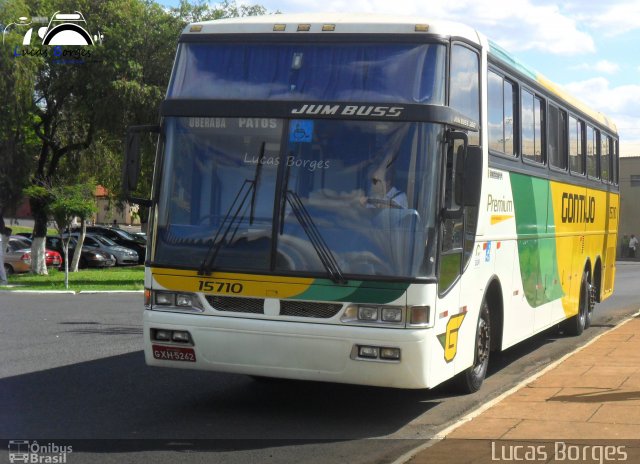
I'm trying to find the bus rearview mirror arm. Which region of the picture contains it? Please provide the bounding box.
[122,124,160,207]
[441,131,467,219]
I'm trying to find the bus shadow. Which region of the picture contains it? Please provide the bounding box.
[0,351,441,451]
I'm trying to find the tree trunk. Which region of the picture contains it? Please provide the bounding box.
[31,236,48,275]
[0,233,8,284]
[0,213,8,284]
[70,221,86,272]
[30,197,50,275]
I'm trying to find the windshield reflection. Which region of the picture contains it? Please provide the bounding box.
[155,117,442,279]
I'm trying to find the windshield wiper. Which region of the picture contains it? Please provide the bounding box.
[199,143,266,275]
[283,189,347,285]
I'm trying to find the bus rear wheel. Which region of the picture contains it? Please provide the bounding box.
[454,301,490,394]
[564,272,589,336]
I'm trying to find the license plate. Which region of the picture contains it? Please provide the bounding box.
[152,345,196,362]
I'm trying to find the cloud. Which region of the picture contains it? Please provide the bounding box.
[564,77,640,155]
[572,60,620,75]
[586,2,640,36]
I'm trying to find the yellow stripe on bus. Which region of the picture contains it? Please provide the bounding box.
[151,268,314,299]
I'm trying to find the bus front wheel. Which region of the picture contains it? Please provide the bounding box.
[454,301,490,394]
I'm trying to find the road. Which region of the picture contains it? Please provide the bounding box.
[1,263,639,464]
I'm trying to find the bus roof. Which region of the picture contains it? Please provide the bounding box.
[488,40,618,134]
[182,13,617,135]
[182,13,480,41]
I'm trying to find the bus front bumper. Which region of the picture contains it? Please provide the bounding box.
[144,310,436,389]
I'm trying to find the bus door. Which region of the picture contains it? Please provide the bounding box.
[435,134,479,379]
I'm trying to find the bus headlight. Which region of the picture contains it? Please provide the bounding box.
[341,304,404,325]
[381,307,403,322]
[358,306,379,321]
[155,292,173,305]
[149,290,204,312]
[176,294,192,307]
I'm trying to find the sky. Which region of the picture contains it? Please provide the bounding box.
[163,0,640,156]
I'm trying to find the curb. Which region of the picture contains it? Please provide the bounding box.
[392,307,640,464]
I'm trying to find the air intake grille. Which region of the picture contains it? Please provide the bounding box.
[280,301,343,318]
[205,295,264,314]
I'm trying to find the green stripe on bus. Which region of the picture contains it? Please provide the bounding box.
[296,279,409,304]
[510,173,564,307]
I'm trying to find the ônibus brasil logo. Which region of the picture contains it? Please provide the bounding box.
[7,440,73,463]
[2,11,103,63]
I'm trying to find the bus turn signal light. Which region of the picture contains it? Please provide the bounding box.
[409,306,430,326]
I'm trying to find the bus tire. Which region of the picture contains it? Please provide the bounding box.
[454,301,490,394]
[584,281,593,329]
[564,272,588,336]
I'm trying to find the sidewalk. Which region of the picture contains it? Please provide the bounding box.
[407,313,640,464]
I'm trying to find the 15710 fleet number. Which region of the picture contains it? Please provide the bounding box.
[198,280,243,294]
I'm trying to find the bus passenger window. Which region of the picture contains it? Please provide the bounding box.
[487,71,516,156]
[601,135,611,182]
[521,90,544,164]
[548,105,567,170]
[586,125,598,178]
[569,116,584,174]
[613,139,619,184]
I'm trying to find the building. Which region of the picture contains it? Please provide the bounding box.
[94,185,140,226]
[619,156,640,257]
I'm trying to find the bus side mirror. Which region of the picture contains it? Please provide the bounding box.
[123,124,159,206]
[463,146,482,207]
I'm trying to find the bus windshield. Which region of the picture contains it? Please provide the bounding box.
[168,41,446,103]
[155,117,442,279]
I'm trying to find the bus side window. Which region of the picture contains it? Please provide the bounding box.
[601,134,611,182]
[569,116,585,174]
[522,89,545,164]
[450,43,480,146]
[548,104,567,170]
[586,125,598,178]
[488,70,516,156]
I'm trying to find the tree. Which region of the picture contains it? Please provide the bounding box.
[3,0,271,274]
[49,183,96,288]
[0,0,39,222]
[22,184,54,274]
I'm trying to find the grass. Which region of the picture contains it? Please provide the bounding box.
[8,225,58,236]
[3,266,144,292]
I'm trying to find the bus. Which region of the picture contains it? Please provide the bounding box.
[123,14,619,392]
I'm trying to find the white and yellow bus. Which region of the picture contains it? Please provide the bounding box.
[123,14,619,392]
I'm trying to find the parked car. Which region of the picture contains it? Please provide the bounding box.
[4,236,62,274]
[45,236,116,269]
[71,233,138,265]
[77,226,146,264]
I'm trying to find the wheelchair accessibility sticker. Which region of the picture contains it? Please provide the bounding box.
[289,120,314,143]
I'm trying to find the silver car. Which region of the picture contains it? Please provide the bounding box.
[73,233,138,265]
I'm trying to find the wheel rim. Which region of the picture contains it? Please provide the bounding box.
[473,316,490,374]
[579,277,588,326]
